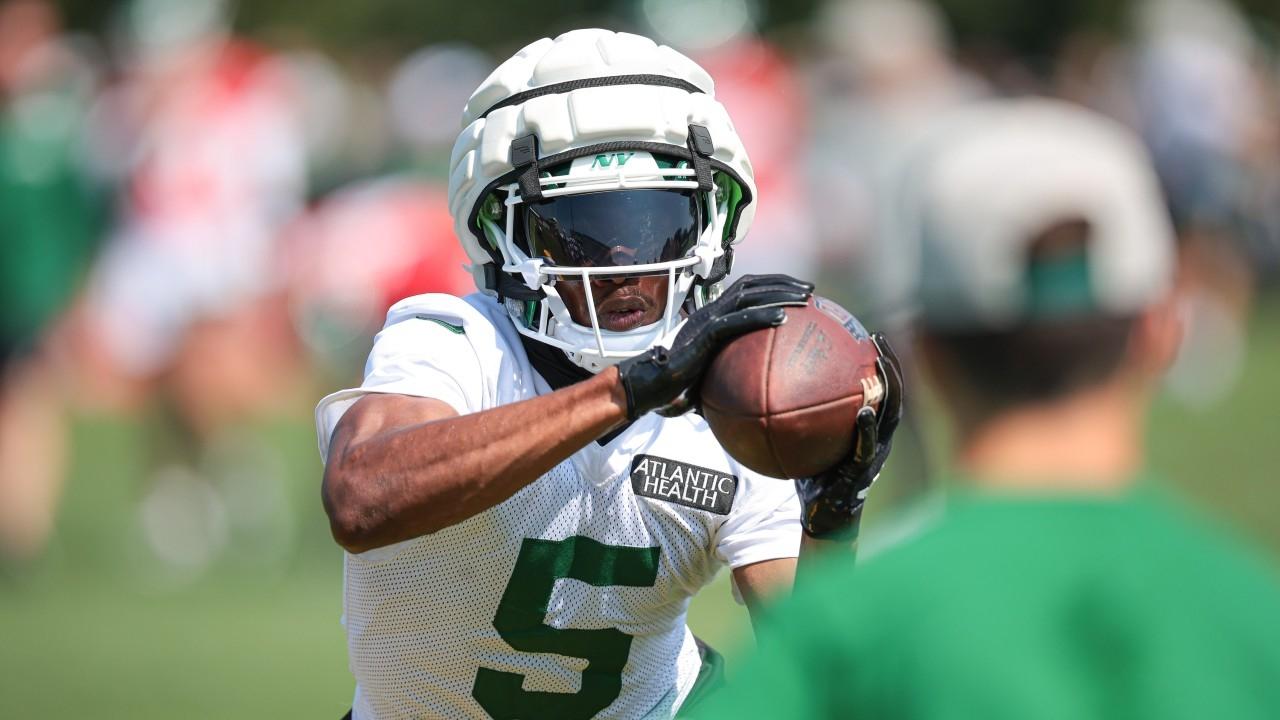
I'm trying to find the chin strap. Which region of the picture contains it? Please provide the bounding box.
[483,264,544,303]
[687,246,734,313]
[688,123,731,309]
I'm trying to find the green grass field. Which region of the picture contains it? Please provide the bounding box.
[3,296,1278,718]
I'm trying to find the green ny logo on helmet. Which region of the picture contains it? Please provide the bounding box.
[591,152,634,169]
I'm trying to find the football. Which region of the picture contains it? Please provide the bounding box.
[700,296,885,479]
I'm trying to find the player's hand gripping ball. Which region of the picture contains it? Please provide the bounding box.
[701,296,904,537]
[617,274,814,419]
[700,297,887,478]
[793,329,902,537]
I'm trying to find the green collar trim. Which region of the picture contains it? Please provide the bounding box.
[414,315,465,335]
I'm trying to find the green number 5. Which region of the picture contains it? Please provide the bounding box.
[471,535,661,719]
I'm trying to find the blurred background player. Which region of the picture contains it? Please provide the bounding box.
[70,0,308,423]
[692,98,1280,719]
[45,0,317,575]
[806,0,991,503]
[0,0,102,563]
[12,0,480,575]
[809,0,987,306]
[1127,0,1280,408]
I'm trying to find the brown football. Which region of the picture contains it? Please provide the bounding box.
[700,296,884,479]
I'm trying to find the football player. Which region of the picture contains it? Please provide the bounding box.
[316,29,901,720]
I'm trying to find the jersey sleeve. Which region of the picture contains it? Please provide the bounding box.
[713,473,802,569]
[359,314,480,413]
[314,295,490,460]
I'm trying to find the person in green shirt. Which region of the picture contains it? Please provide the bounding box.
[0,0,103,563]
[693,99,1280,719]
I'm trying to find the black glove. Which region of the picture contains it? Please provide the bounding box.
[618,274,813,419]
[794,332,904,539]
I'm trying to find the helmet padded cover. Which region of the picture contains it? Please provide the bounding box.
[446,29,757,289]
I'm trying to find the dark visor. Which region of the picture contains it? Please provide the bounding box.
[520,189,703,269]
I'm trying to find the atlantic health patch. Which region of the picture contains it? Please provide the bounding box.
[630,454,738,515]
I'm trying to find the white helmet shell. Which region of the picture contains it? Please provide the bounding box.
[446,29,757,372]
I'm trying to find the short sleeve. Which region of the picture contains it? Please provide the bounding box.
[713,474,802,569]
[360,316,481,414]
[314,305,487,460]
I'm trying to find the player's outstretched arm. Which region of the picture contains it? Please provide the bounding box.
[324,275,810,553]
[323,369,629,553]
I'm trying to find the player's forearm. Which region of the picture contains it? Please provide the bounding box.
[324,368,629,551]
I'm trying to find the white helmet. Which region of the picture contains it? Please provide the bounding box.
[447,29,757,373]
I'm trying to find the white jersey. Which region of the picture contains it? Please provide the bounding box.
[316,293,801,720]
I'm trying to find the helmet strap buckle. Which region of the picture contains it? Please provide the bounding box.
[510,134,543,202]
[687,124,714,193]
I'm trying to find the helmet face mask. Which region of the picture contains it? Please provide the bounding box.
[477,151,736,372]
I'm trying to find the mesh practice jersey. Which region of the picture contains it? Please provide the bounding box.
[316,293,802,720]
